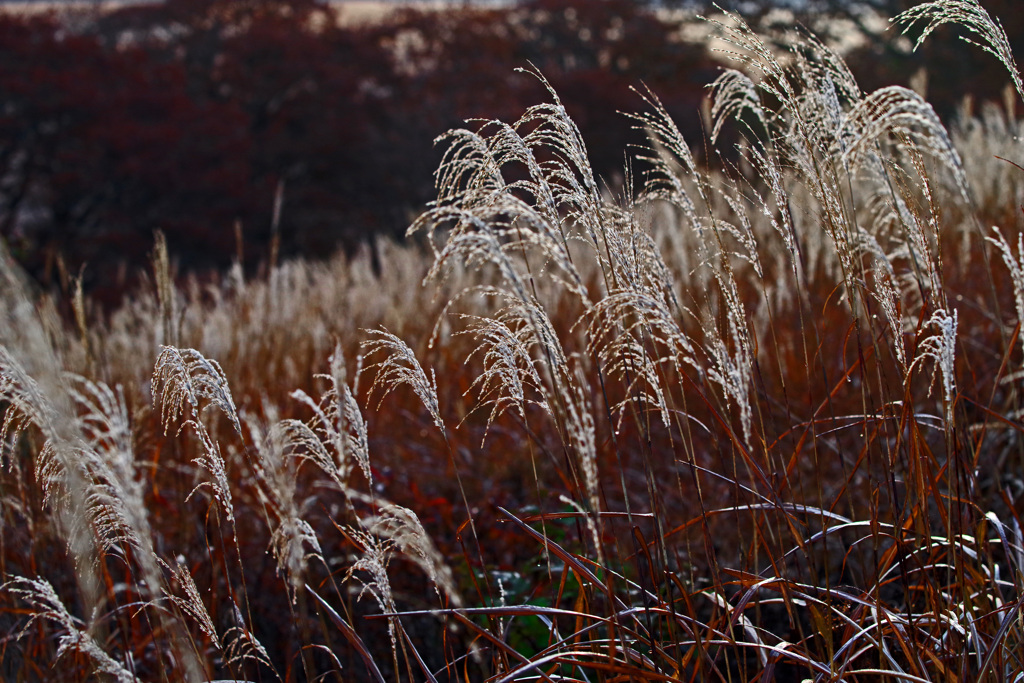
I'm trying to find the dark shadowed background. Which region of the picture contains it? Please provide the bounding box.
[0,0,1020,301]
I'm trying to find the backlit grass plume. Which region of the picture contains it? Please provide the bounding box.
[896,0,1024,102]
[3,577,136,683]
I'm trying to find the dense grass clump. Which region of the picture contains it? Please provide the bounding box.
[4,1,1024,680]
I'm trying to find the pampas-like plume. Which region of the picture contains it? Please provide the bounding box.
[461,312,551,435]
[0,349,107,628]
[838,85,970,200]
[871,254,909,373]
[244,408,324,596]
[478,67,605,265]
[2,296,210,681]
[3,576,136,683]
[259,350,372,536]
[152,346,241,523]
[708,68,767,145]
[704,10,797,115]
[44,376,211,683]
[464,293,599,517]
[896,0,1024,103]
[598,201,683,305]
[0,347,63,466]
[163,558,221,650]
[63,377,152,556]
[363,329,444,432]
[914,308,959,422]
[344,528,399,652]
[860,152,945,311]
[718,18,858,158]
[410,67,614,311]
[269,515,323,596]
[716,179,764,279]
[358,498,462,607]
[152,345,242,436]
[183,418,235,525]
[588,289,699,427]
[631,85,706,208]
[415,150,589,306]
[706,325,754,446]
[286,348,371,492]
[223,600,276,674]
[987,226,1024,332]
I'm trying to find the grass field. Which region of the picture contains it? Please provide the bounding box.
[4,1,1024,680]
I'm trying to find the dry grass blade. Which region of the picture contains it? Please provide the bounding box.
[306,586,388,683]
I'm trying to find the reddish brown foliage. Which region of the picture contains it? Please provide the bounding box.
[0,0,722,300]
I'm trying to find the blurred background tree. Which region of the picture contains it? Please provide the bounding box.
[0,0,723,299]
[0,0,1019,301]
[662,0,1024,115]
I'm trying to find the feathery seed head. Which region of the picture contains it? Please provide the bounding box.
[3,576,136,683]
[363,328,444,433]
[152,346,242,436]
[896,0,1024,104]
